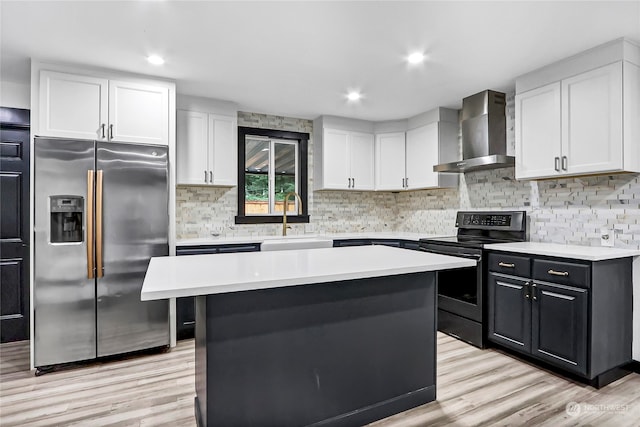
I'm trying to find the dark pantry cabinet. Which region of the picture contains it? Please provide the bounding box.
[487,251,632,387]
[0,108,30,343]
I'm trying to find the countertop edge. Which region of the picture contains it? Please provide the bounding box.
[485,242,640,261]
[176,232,448,247]
[141,247,476,300]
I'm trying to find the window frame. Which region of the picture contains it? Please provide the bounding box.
[236,126,309,224]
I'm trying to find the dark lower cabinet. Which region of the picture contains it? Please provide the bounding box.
[532,282,588,375]
[487,252,632,387]
[175,243,261,340]
[176,297,196,340]
[333,238,421,251]
[488,273,531,353]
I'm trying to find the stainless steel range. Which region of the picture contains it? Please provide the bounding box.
[419,211,527,348]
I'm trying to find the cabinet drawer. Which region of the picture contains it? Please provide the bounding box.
[488,253,530,277]
[532,259,589,288]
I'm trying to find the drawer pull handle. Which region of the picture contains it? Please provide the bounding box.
[183,321,196,326]
[498,262,515,268]
[548,269,569,277]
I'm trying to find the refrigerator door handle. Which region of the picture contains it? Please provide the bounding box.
[87,170,95,279]
[96,170,104,278]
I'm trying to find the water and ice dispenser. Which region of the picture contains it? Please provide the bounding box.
[50,196,84,243]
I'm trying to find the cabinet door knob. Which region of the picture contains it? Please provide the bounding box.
[554,157,560,172]
[109,124,114,139]
[352,177,355,188]
[101,123,106,139]
[561,156,568,171]
[405,177,408,188]
[204,170,208,183]
[210,171,213,183]
[402,178,405,188]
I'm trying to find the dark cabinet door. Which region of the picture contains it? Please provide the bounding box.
[1,109,30,343]
[176,297,196,340]
[487,273,531,353]
[531,281,588,376]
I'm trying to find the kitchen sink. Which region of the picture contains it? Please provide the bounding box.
[260,236,333,251]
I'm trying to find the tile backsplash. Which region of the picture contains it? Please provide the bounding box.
[176,110,640,250]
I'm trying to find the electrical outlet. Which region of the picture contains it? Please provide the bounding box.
[600,227,614,247]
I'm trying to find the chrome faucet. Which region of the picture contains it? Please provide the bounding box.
[282,192,303,236]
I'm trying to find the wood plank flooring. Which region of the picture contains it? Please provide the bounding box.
[1,333,639,426]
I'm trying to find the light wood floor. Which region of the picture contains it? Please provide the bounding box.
[1,334,639,426]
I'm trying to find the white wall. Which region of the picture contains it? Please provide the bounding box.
[0,80,30,109]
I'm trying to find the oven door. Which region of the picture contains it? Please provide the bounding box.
[419,243,483,322]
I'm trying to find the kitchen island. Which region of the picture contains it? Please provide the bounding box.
[142,245,475,426]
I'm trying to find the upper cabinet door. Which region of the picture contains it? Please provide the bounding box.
[108,80,169,146]
[561,62,623,175]
[405,123,439,189]
[349,132,374,190]
[176,110,209,185]
[375,132,406,191]
[209,114,237,186]
[39,71,108,140]
[322,129,350,189]
[515,82,562,180]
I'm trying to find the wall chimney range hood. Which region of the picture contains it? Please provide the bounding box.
[434,90,514,173]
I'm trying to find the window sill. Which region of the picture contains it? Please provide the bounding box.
[234,215,310,225]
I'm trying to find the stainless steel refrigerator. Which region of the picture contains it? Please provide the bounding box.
[34,137,169,369]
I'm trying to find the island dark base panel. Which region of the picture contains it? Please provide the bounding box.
[194,272,437,427]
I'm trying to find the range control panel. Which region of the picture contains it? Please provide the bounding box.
[455,211,526,231]
[462,214,511,227]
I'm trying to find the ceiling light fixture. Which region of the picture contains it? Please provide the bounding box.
[347,91,361,101]
[147,55,165,65]
[407,52,425,64]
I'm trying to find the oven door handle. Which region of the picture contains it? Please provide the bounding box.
[420,247,482,260]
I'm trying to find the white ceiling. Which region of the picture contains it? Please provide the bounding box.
[1,1,639,121]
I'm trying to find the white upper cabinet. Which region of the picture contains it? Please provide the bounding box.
[209,114,237,186]
[314,124,374,191]
[515,39,639,179]
[515,83,562,179]
[374,108,458,191]
[39,70,170,145]
[39,71,108,140]
[109,80,169,146]
[348,132,375,190]
[176,109,237,186]
[321,129,351,189]
[405,123,440,190]
[561,63,623,176]
[177,110,208,185]
[375,132,406,191]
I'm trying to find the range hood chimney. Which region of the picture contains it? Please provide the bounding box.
[434,90,514,173]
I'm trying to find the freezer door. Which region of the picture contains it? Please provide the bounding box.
[95,142,169,356]
[34,138,96,367]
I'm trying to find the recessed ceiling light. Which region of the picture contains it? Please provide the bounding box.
[407,52,425,65]
[147,55,165,65]
[347,91,361,101]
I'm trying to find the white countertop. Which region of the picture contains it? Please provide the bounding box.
[141,245,475,300]
[176,232,447,247]
[485,242,640,261]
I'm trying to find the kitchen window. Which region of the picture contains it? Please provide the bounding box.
[236,127,309,224]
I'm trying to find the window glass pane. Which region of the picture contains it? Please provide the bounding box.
[245,137,270,215]
[273,142,297,213]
